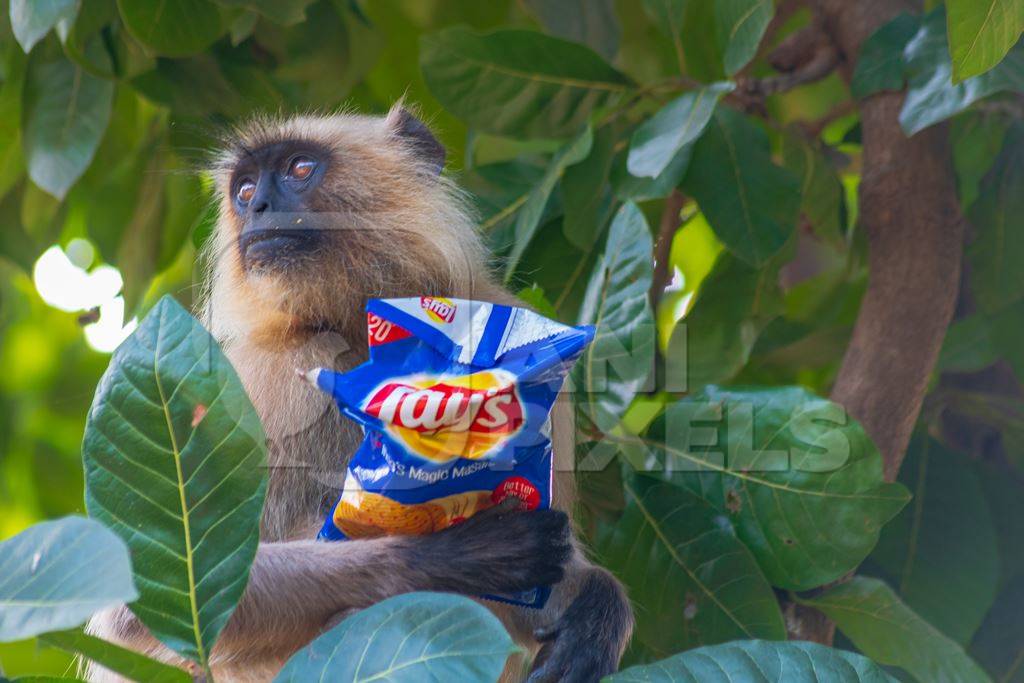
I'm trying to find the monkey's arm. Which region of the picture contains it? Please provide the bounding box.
[89,503,570,667]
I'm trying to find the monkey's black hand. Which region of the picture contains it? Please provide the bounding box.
[410,498,572,596]
[528,570,633,683]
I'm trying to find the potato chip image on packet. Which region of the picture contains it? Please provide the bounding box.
[306,297,594,608]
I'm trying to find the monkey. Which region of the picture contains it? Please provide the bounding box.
[86,103,633,682]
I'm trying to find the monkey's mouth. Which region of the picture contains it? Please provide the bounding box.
[240,229,318,267]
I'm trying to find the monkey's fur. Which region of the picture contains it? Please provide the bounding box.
[86,104,633,682]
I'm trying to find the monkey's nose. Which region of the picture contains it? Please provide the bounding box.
[252,199,270,214]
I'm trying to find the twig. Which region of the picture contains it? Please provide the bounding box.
[650,190,686,307]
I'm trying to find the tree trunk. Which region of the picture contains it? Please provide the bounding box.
[788,0,967,643]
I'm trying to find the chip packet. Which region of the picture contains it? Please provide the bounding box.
[306,296,594,608]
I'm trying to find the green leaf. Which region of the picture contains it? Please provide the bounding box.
[562,123,616,251]
[505,125,593,281]
[665,253,780,390]
[274,592,516,682]
[850,13,921,99]
[612,145,692,202]
[523,0,620,60]
[947,0,1024,82]
[516,284,558,319]
[598,476,785,656]
[0,516,137,642]
[643,0,687,40]
[682,0,727,81]
[968,122,1024,313]
[214,0,317,26]
[715,0,773,75]
[970,574,1024,682]
[865,437,998,644]
[952,110,1010,208]
[117,0,224,57]
[900,8,1024,135]
[627,82,733,179]
[117,150,169,314]
[39,629,189,683]
[800,577,991,683]
[631,386,909,590]
[21,51,113,200]
[781,131,844,245]
[575,202,655,433]
[936,299,1024,380]
[420,26,631,139]
[682,108,800,266]
[8,0,78,53]
[83,295,267,667]
[606,639,897,682]
[467,158,550,252]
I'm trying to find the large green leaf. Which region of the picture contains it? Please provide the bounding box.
[968,122,1024,313]
[938,306,1024,374]
[865,437,997,644]
[0,517,137,642]
[83,295,267,667]
[715,0,773,75]
[628,386,909,590]
[682,109,800,266]
[504,125,593,280]
[970,574,1024,682]
[420,26,631,138]
[612,144,692,202]
[900,9,1024,135]
[627,82,733,179]
[574,202,655,433]
[8,0,78,53]
[850,13,921,99]
[21,51,113,200]
[665,253,781,391]
[117,0,224,57]
[598,476,785,657]
[465,158,551,253]
[523,0,620,60]
[780,131,844,246]
[952,110,1011,208]
[607,639,896,682]
[274,592,516,682]
[562,123,616,251]
[643,0,686,42]
[801,577,991,683]
[947,0,1024,82]
[40,629,189,683]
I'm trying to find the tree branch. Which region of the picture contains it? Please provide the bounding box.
[650,190,686,307]
[778,0,966,646]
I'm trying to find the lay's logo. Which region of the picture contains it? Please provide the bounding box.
[421,296,456,323]
[364,369,523,462]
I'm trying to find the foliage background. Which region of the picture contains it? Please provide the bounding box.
[0,0,1022,679]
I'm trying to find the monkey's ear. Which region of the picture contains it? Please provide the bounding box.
[386,106,446,175]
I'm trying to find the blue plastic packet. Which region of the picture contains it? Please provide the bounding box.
[305,297,594,608]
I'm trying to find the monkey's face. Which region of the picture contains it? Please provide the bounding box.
[230,140,332,272]
[208,108,485,339]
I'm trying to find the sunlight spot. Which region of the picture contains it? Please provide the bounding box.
[33,244,138,353]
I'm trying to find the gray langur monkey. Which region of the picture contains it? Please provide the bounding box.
[87,104,633,683]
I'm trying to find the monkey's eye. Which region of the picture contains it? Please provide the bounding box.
[236,179,256,204]
[287,156,316,181]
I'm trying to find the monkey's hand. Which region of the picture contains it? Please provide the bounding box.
[411,498,572,597]
[528,569,633,683]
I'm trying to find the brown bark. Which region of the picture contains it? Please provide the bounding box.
[650,190,686,307]
[782,0,967,644]
[817,0,964,480]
